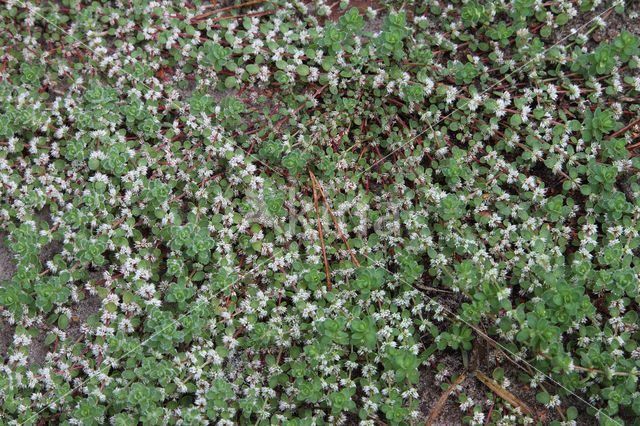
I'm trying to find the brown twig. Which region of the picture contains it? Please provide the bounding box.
[627,140,640,150]
[311,171,331,291]
[192,0,265,20]
[612,117,640,142]
[414,282,453,294]
[309,171,361,267]
[425,372,467,426]
[191,9,272,24]
[111,215,127,230]
[476,370,538,422]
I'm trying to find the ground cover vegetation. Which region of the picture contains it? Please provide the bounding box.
[0,0,640,424]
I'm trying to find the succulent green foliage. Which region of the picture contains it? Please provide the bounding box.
[455,62,479,85]
[582,107,621,142]
[613,30,640,62]
[486,21,513,46]
[378,12,409,59]
[352,266,385,298]
[72,396,106,426]
[281,149,308,175]
[384,347,421,384]
[588,43,617,75]
[350,315,378,349]
[339,7,365,32]
[34,275,71,312]
[318,316,349,346]
[199,41,233,71]
[461,1,487,27]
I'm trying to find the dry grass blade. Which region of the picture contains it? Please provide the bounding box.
[476,370,538,422]
[613,117,640,143]
[310,171,331,291]
[424,372,467,426]
[193,0,265,19]
[414,282,453,294]
[308,171,361,267]
[191,9,272,24]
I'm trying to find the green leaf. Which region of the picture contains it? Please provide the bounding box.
[536,391,550,405]
[296,64,309,76]
[58,314,69,329]
[225,76,236,88]
[123,291,135,304]
[322,57,335,72]
[555,13,569,26]
[44,333,57,345]
[492,367,504,381]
